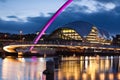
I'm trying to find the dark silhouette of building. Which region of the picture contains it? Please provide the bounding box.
[112,34,120,46]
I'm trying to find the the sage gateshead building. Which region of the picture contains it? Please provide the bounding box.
[45,21,111,45]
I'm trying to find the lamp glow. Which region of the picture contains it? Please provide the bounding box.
[30,0,73,51]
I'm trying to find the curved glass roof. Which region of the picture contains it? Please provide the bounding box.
[52,21,111,39]
[60,21,94,37]
[98,28,110,39]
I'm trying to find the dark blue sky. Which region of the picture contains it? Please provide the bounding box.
[0,0,120,35]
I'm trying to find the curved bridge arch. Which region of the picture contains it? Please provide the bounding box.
[30,0,73,51]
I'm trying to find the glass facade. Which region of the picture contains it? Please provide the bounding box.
[47,21,111,45]
[86,27,101,43]
[49,28,82,41]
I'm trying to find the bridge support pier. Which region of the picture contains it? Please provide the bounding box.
[43,56,61,80]
[18,52,23,58]
[43,59,54,80]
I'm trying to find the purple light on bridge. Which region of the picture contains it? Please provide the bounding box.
[30,0,73,51]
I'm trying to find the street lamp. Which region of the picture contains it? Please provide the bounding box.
[19,30,23,43]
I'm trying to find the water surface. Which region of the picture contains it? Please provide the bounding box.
[0,56,120,80]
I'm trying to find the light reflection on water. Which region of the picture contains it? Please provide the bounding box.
[0,57,46,80]
[0,56,119,80]
[56,56,120,80]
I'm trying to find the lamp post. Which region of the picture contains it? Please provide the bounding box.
[19,30,22,43]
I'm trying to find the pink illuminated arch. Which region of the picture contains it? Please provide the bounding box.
[30,0,73,51]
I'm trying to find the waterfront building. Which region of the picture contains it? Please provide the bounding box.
[45,21,111,45]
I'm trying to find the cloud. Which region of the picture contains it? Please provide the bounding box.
[72,0,116,13]
[0,18,44,34]
[102,3,116,11]
[0,0,120,35]
[7,16,18,18]
[0,8,120,35]
[1,16,26,22]
[29,10,120,34]
[3,15,24,22]
[95,0,120,3]
[27,16,49,24]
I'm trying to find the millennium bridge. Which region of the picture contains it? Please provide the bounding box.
[3,42,120,56]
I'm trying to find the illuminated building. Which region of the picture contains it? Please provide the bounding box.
[46,21,111,45]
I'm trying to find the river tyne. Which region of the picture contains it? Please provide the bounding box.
[0,55,120,80]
